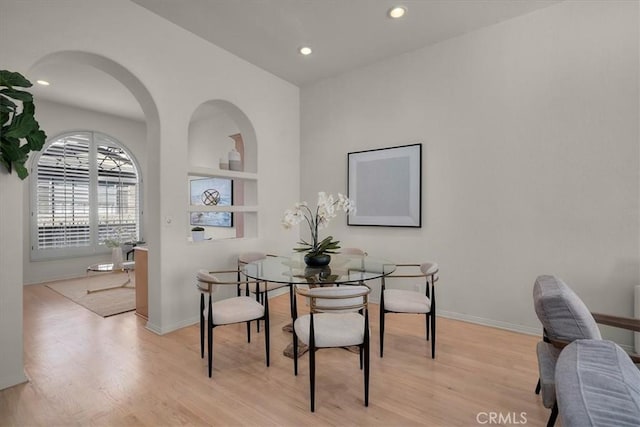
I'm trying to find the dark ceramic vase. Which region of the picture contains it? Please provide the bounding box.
[304,253,331,267]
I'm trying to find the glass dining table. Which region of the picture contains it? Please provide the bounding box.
[242,253,396,358]
[242,253,396,287]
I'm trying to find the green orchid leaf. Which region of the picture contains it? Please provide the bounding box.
[0,70,32,88]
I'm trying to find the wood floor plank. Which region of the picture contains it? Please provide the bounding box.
[0,284,550,426]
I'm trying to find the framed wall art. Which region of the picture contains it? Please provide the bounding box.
[189,177,233,227]
[347,143,422,227]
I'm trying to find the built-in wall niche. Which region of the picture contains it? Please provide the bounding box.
[188,100,258,241]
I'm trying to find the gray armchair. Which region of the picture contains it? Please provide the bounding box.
[532,275,640,427]
[555,339,640,427]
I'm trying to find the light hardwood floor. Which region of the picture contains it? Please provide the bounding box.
[1,285,550,426]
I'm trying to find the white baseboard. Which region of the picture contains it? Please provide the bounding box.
[145,316,199,335]
[438,310,541,337]
[0,371,28,391]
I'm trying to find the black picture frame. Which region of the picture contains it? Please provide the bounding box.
[189,177,234,227]
[347,143,422,227]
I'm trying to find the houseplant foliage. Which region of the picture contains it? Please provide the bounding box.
[282,192,355,266]
[0,70,47,179]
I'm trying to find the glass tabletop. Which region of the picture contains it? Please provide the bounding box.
[242,253,396,285]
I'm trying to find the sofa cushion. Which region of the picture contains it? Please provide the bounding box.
[556,339,640,427]
[533,275,601,342]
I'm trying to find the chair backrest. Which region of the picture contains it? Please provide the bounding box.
[196,269,219,294]
[533,275,601,342]
[421,262,439,283]
[297,285,370,313]
[341,247,367,256]
[238,252,267,265]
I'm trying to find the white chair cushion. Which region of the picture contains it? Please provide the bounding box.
[212,296,264,325]
[384,289,431,313]
[294,312,365,348]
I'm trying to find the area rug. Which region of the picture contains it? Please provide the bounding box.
[45,272,136,317]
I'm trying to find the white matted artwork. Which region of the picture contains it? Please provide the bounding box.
[347,143,421,227]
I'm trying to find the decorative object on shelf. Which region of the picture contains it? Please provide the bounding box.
[202,189,220,206]
[191,226,205,242]
[282,191,356,267]
[228,147,241,171]
[219,158,228,170]
[0,70,47,179]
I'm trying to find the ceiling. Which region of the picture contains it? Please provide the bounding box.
[30,0,560,121]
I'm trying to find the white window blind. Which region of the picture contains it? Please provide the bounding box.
[32,131,141,259]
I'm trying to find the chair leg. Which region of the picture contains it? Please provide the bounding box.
[426,314,430,341]
[359,345,363,370]
[289,285,294,318]
[200,293,204,358]
[264,290,270,367]
[430,311,436,359]
[364,310,370,407]
[208,295,213,378]
[256,289,261,333]
[246,321,251,343]
[547,402,558,427]
[535,378,541,395]
[379,309,385,358]
[309,314,316,412]
[293,330,299,376]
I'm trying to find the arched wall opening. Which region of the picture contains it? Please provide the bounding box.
[188,100,259,240]
[28,51,162,326]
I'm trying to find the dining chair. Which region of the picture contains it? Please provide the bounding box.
[341,247,367,256]
[292,284,371,412]
[379,262,439,359]
[237,252,294,330]
[196,269,270,378]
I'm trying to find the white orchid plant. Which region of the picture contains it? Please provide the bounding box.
[282,192,355,257]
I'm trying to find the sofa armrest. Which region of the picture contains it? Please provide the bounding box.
[591,312,640,332]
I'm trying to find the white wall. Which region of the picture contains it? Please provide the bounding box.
[22,99,147,284]
[301,0,639,343]
[1,0,300,389]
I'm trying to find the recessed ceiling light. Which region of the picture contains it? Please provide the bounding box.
[388,6,406,19]
[36,80,50,86]
[299,46,312,56]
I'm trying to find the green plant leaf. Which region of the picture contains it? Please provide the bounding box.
[0,95,17,112]
[0,70,32,88]
[4,112,37,139]
[14,161,28,179]
[0,111,9,127]
[25,128,46,151]
[0,71,45,180]
[0,88,33,103]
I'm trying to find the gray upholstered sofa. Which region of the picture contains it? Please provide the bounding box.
[532,275,640,426]
[555,339,640,427]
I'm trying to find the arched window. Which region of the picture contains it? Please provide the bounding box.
[31,131,141,260]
